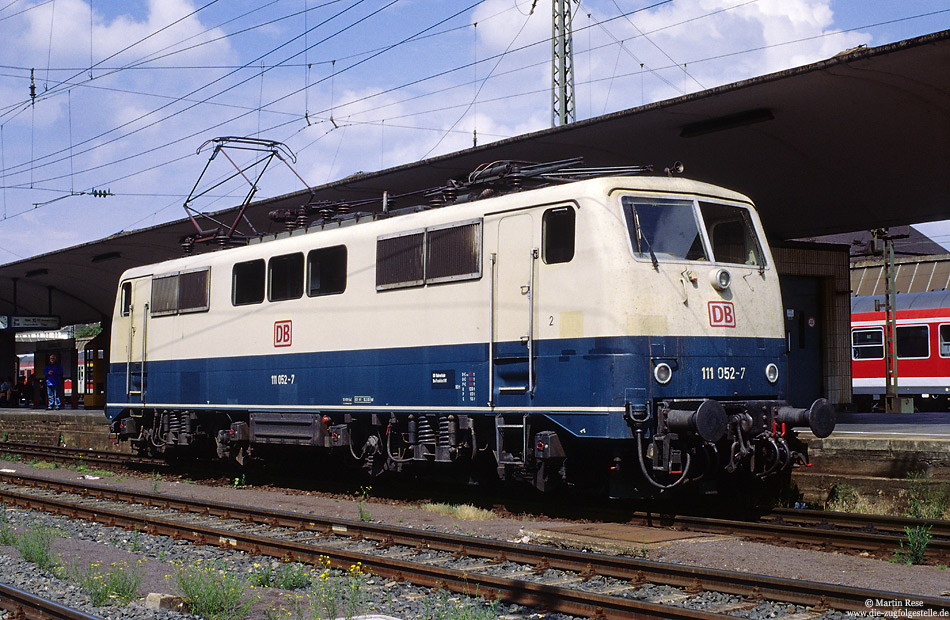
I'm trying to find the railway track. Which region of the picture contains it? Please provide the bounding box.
[0,583,104,620]
[1,440,947,562]
[622,507,950,561]
[0,441,162,468]
[0,470,947,619]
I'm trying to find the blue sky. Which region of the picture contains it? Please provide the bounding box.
[0,0,947,262]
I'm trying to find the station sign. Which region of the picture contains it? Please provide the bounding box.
[0,315,61,330]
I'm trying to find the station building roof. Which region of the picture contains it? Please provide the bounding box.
[1,30,948,326]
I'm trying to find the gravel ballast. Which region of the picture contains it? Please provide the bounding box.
[0,460,948,619]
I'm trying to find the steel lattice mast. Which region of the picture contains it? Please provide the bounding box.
[552,0,576,127]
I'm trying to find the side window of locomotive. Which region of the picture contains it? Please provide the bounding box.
[377,231,425,290]
[621,197,706,261]
[896,325,929,359]
[377,220,483,291]
[151,274,179,317]
[307,245,347,297]
[542,207,575,264]
[699,201,764,266]
[940,324,950,357]
[426,219,481,284]
[851,328,884,360]
[269,253,304,301]
[150,268,211,317]
[120,282,132,317]
[232,259,265,306]
[178,269,210,314]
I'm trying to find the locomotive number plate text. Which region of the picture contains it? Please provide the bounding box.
[701,366,745,380]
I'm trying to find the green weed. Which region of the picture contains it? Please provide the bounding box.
[73,559,143,606]
[251,561,311,590]
[357,485,372,522]
[15,524,59,573]
[170,559,253,620]
[894,525,933,565]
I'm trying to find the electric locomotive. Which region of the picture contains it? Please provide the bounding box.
[107,161,834,497]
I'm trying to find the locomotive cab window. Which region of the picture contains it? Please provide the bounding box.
[269,253,304,301]
[232,259,265,306]
[896,325,929,359]
[852,328,884,360]
[621,197,707,262]
[699,201,764,266]
[542,207,575,264]
[941,324,950,358]
[307,245,347,296]
[119,282,132,317]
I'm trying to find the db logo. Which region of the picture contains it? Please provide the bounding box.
[274,320,292,347]
[708,301,736,328]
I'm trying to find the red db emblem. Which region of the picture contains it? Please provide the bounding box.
[274,320,292,347]
[708,302,735,328]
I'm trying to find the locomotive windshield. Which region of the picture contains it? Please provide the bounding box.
[621,196,764,266]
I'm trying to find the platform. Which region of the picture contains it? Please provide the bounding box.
[789,411,950,508]
[0,407,111,450]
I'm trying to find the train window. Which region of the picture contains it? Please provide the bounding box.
[621,197,706,261]
[851,328,884,360]
[150,268,211,316]
[178,269,210,313]
[896,325,929,359]
[307,245,347,296]
[232,259,265,305]
[151,274,179,317]
[426,220,482,283]
[377,230,425,290]
[940,325,950,357]
[269,253,304,301]
[120,282,132,317]
[699,202,764,266]
[542,207,575,264]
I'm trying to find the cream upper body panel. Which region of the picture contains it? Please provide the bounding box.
[110,176,782,363]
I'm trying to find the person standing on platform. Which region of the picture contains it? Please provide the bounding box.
[44,354,64,410]
[0,377,12,406]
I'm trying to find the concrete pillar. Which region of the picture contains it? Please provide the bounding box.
[0,331,15,382]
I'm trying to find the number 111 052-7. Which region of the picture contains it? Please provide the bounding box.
[701,366,745,380]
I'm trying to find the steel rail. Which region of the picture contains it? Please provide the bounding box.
[767,506,950,539]
[1,472,947,615]
[0,440,946,562]
[619,511,949,561]
[0,442,162,467]
[0,485,730,620]
[0,582,104,620]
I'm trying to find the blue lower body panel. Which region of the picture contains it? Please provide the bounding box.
[107,335,786,438]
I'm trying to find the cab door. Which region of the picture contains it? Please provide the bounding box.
[125,277,151,402]
[492,213,538,401]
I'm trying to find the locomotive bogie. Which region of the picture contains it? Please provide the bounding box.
[107,174,833,496]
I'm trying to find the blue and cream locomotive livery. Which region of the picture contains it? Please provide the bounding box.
[107,162,834,497]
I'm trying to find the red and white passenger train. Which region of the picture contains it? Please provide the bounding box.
[851,290,950,410]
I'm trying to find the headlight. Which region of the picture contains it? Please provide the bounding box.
[709,268,731,290]
[654,362,673,384]
[765,363,779,384]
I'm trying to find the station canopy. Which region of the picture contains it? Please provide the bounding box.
[1,30,948,326]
